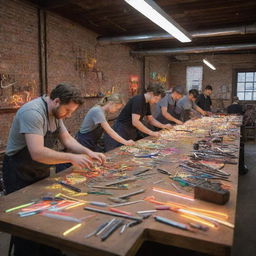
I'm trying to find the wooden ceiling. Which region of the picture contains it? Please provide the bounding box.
[24,0,256,52]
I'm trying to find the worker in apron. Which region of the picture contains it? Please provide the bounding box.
[104,83,172,152]
[176,89,207,122]
[155,86,185,125]
[2,83,105,256]
[76,93,135,152]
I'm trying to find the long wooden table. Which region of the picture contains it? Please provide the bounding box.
[0,116,240,256]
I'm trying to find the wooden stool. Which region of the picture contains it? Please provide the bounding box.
[243,126,256,142]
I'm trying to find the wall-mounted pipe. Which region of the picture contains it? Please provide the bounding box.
[130,43,256,56]
[97,24,256,45]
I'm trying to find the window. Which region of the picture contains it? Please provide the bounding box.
[186,66,203,92]
[236,71,256,101]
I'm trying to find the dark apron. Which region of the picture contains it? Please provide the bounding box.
[3,97,60,194]
[157,100,179,124]
[76,125,103,152]
[104,120,137,152]
[3,98,63,256]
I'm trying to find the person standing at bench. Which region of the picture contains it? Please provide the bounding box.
[2,83,105,256]
[154,86,185,125]
[104,83,172,151]
[196,85,213,112]
[176,89,207,122]
[76,93,135,151]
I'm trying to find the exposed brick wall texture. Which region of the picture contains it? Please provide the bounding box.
[1,0,168,148]
[169,54,256,110]
[45,13,143,135]
[145,56,171,89]
[0,0,40,148]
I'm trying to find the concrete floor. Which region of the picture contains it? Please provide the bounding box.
[0,142,256,256]
[232,142,256,256]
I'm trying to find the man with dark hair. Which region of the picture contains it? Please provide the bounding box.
[3,83,105,256]
[176,89,207,122]
[104,83,172,151]
[196,85,213,112]
[154,86,185,125]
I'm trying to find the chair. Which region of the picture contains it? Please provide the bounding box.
[243,125,256,142]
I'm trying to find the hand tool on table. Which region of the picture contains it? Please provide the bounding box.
[189,222,209,231]
[120,223,128,234]
[110,200,143,208]
[134,152,159,158]
[58,181,81,192]
[91,185,128,190]
[109,208,132,216]
[87,191,113,195]
[104,177,137,187]
[127,220,142,227]
[118,189,145,199]
[108,197,127,204]
[84,220,110,238]
[89,201,108,207]
[157,168,172,176]
[133,168,151,176]
[96,218,116,236]
[100,219,124,241]
[108,189,145,204]
[84,207,143,221]
[154,216,195,232]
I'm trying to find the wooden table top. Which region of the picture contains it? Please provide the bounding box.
[0,116,240,256]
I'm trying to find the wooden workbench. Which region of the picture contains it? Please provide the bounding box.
[0,117,240,256]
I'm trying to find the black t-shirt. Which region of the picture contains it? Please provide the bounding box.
[196,93,212,111]
[117,94,151,128]
[227,104,243,115]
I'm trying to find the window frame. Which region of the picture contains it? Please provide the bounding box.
[233,68,256,103]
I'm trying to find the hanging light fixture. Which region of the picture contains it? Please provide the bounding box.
[124,0,192,43]
[203,59,216,70]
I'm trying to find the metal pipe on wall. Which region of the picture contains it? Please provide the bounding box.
[97,24,256,45]
[38,9,48,95]
[130,43,256,56]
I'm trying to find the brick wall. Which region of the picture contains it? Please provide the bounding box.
[0,0,170,148]
[0,0,40,148]
[169,54,256,110]
[145,56,171,89]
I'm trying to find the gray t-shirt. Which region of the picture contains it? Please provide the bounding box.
[79,105,107,134]
[154,93,175,118]
[6,97,65,156]
[176,96,197,112]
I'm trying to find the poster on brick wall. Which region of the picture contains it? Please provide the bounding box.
[186,66,203,92]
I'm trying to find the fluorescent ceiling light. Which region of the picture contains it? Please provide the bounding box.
[203,59,216,70]
[124,0,192,43]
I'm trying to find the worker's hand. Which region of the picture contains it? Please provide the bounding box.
[202,111,207,116]
[150,131,161,137]
[125,140,136,146]
[175,119,184,125]
[70,154,93,169]
[88,151,106,165]
[163,124,172,129]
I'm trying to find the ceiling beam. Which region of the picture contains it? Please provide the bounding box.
[38,0,71,9]
[130,43,256,56]
[97,24,256,45]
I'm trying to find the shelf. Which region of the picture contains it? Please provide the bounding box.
[0,107,19,114]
